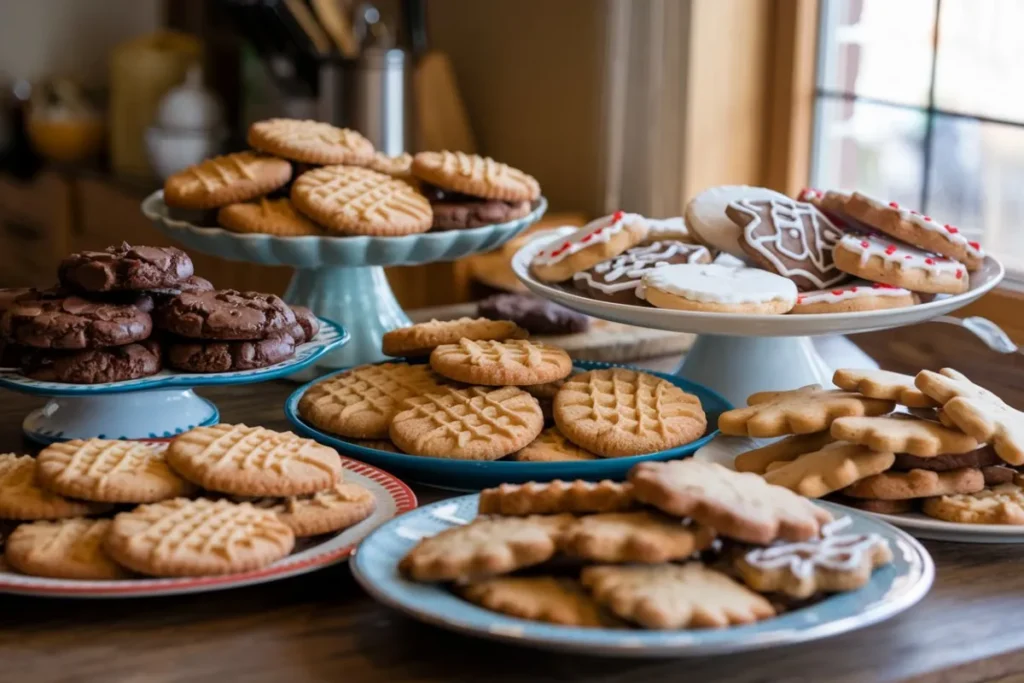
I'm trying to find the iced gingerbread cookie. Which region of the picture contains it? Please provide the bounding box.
[792,281,918,314]
[832,233,968,295]
[641,263,798,315]
[530,211,649,283]
[686,186,790,258]
[572,240,711,304]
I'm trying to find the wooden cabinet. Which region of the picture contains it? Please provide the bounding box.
[0,171,71,287]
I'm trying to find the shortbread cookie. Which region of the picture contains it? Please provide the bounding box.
[411,151,540,202]
[390,386,543,460]
[5,518,128,580]
[763,442,895,499]
[0,454,112,520]
[832,233,968,295]
[510,427,599,462]
[398,514,571,582]
[641,263,798,314]
[167,424,342,496]
[36,439,195,503]
[381,317,527,357]
[298,362,448,439]
[843,467,984,500]
[163,152,292,210]
[792,281,918,314]
[429,339,572,386]
[554,368,707,457]
[530,212,649,283]
[833,368,936,408]
[630,460,832,544]
[831,415,979,456]
[719,385,894,438]
[685,185,790,258]
[734,431,836,474]
[572,241,711,304]
[922,483,1024,525]
[892,445,1000,472]
[59,244,194,293]
[726,197,847,290]
[367,151,413,179]
[105,498,295,577]
[156,289,296,340]
[217,198,323,236]
[459,577,608,627]
[829,495,916,515]
[558,511,714,563]
[736,530,892,599]
[243,482,376,537]
[639,216,696,245]
[247,118,374,165]
[581,563,776,629]
[291,165,432,236]
[478,480,636,516]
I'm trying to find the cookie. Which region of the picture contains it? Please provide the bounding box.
[792,281,918,314]
[167,423,342,496]
[175,275,216,294]
[242,481,376,537]
[367,151,413,179]
[726,197,847,290]
[828,494,916,515]
[156,289,295,340]
[166,335,295,372]
[20,340,162,384]
[982,465,1016,486]
[832,368,936,408]
[459,577,608,627]
[36,439,195,503]
[641,263,798,314]
[398,514,572,582]
[431,199,533,230]
[734,431,836,474]
[477,480,636,516]
[843,467,985,500]
[291,165,432,236]
[3,295,152,349]
[298,362,448,439]
[247,118,375,165]
[530,212,649,283]
[736,529,892,599]
[832,233,968,295]
[163,152,292,210]
[830,415,979,456]
[572,241,712,304]
[0,454,112,520]
[0,287,33,313]
[105,498,295,577]
[389,386,544,460]
[554,368,707,457]
[5,518,128,580]
[719,385,894,438]
[581,563,776,630]
[639,216,696,245]
[411,151,540,202]
[381,317,527,358]
[217,198,324,237]
[629,459,833,544]
[477,294,589,335]
[429,338,572,386]
[685,185,791,258]
[921,483,1024,525]
[558,511,714,563]
[288,305,321,343]
[510,427,599,462]
[59,244,194,293]
[763,442,896,499]
[348,439,403,453]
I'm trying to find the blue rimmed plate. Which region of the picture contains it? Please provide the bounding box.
[285,360,732,490]
[351,496,934,657]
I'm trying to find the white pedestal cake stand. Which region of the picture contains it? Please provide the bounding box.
[511,238,1006,406]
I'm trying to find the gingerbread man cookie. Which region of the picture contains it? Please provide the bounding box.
[832,233,968,295]
[530,211,649,283]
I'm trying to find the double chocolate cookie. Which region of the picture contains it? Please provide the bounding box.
[573,240,712,304]
[20,340,162,384]
[477,294,589,335]
[2,295,152,349]
[166,335,296,373]
[288,305,321,344]
[421,183,532,230]
[156,290,296,340]
[59,243,194,293]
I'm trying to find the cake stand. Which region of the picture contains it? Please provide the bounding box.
[143,192,547,377]
[511,238,1006,406]
[0,318,348,444]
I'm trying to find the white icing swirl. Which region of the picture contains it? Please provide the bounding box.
[796,280,913,305]
[743,531,888,580]
[532,211,645,266]
[573,241,709,294]
[641,263,798,305]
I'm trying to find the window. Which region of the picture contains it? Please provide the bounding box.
[810,0,1024,277]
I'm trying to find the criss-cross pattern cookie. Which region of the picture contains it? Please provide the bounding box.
[459,577,609,627]
[581,563,775,630]
[430,339,572,386]
[510,427,599,462]
[478,480,636,516]
[629,460,832,544]
[832,369,936,408]
[843,467,984,500]
[0,454,112,520]
[719,385,895,438]
[241,482,376,537]
[763,442,895,499]
[412,151,540,202]
[382,317,527,358]
[922,483,1024,525]
[399,514,572,582]
[830,415,979,457]
[558,511,714,564]
[734,431,836,474]
[5,518,128,580]
[104,498,295,577]
[167,424,342,497]
[163,152,292,210]
[554,369,707,457]
[248,118,375,165]
[217,198,323,236]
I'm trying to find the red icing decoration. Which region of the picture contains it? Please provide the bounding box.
[910,210,919,215]
[925,258,936,265]
[969,241,981,250]
[831,290,843,296]
[581,234,593,243]
[924,216,932,221]
[904,255,912,259]
[889,202,900,209]
[612,210,624,223]
[860,240,870,248]
[851,287,859,292]
[945,224,958,234]
[956,270,963,279]
[873,283,896,289]
[885,245,897,255]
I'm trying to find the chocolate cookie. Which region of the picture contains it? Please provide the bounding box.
[892,445,1001,472]
[2,296,153,349]
[288,306,321,343]
[0,287,33,313]
[59,243,194,293]
[431,201,533,230]
[156,290,296,340]
[20,340,162,384]
[166,335,295,373]
[572,241,712,304]
[477,293,589,335]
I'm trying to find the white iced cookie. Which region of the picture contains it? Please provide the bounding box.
[641,263,798,314]
[832,233,968,295]
[685,186,790,258]
[791,280,918,314]
[530,211,649,283]
[640,217,695,245]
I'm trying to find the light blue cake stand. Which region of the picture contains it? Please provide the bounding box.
[143,192,547,380]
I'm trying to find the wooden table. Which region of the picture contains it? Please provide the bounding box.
[3,323,1024,683]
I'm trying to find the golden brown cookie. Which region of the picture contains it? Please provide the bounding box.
[217,198,324,236]
[719,385,895,438]
[411,151,540,202]
[0,454,112,520]
[241,481,376,537]
[843,467,985,500]
[367,151,414,179]
[734,431,836,474]
[558,511,714,563]
[832,368,936,408]
[530,212,650,283]
[459,577,609,627]
[832,233,969,295]
[763,442,895,499]
[247,118,374,165]
[163,152,292,210]
[922,483,1024,525]
[509,427,599,462]
[830,415,979,457]
[348,439,404,453]
[5,518,128,580]
[381,317,527,358]
[429,339,572,386]
[478,480,636,516]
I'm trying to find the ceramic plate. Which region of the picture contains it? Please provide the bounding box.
[284,360,732,490]
[351,495,933,656]
[0,457,416,598]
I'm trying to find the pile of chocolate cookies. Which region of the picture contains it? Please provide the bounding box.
[0,243,319,384]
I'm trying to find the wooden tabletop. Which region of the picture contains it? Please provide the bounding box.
[3,322,1024,683]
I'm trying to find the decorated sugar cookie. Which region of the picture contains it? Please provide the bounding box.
[791,280,918,314]
[832,233,968,295]
[639,217,696,245]
[641,263,798,315]
[573,240,711,304]
[685,185,790,259]
[530,211,648,283]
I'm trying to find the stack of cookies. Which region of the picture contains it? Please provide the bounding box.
[728,367,1024,525]
[0,424,375,579]
[400,462,892,629]
[162,118,541,237]
[298,317,708,461]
